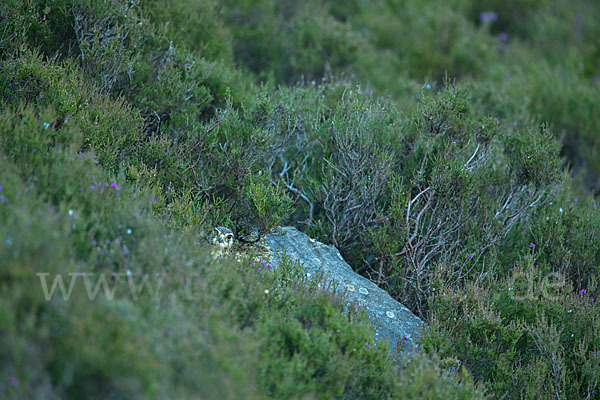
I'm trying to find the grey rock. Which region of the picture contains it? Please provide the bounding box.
[266,226,423,357]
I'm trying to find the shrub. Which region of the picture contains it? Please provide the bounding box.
[3,0,600,397]
[421,252,600,399]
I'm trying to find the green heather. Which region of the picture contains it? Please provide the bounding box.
[1,0,599,398]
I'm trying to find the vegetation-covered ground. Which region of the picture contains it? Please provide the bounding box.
[1,0,599,398]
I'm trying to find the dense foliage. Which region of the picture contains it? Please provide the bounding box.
[1,0,598,398]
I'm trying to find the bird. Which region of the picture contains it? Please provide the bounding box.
[211,226,235,258]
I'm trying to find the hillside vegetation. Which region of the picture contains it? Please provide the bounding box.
[1,0,599,398]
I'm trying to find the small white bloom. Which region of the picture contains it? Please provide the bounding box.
[68,209,74,216]
[127,229,132,235]
[264,289,269,294]
[559,208,563,213]
[126,269,132,276]
[43,122,50,130]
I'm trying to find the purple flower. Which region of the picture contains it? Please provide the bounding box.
[257,267,262,273]
[0,185,3,191]
[529,243,535,249]
[40,92,44,99]
[90,185,95,191]
[513,121,518,127]
[579,289,587,295]
[111,183,118,189]
[498,32,509,42]
[9,376,19,388]
[91,240,98,246]
[267,264,273,270]
[466,253,475,259]
[574,198,578,204]
[480,11,498,23]
[365,342,371,349]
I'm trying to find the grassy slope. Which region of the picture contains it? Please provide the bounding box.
[1,0,599,398]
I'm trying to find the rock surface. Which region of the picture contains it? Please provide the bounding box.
[265,226,423,357]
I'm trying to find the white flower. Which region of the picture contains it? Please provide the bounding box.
[68,209,74,216]
[264,289,269,294]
